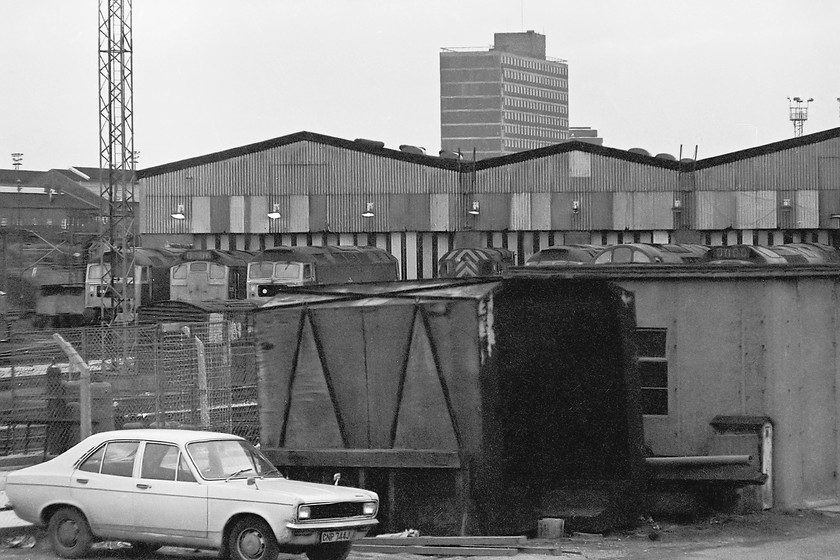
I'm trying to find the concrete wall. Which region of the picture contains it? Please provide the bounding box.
[622,276,840,509]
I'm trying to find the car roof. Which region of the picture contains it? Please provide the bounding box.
[82,429,244,446]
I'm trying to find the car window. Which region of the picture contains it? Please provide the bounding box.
[78,445,105,473]
[178,453,197,482]
[100,441,139,477]
[142,442,198,483]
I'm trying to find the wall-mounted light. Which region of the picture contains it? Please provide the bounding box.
[362,202,375,218]
[267,203,282,220]
[171,203,186,220]
[781,198,792,208]
[572,200,580,214]
[673,199,682,210]
[468,200,480,215]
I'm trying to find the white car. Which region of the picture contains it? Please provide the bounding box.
[5,429,378,560]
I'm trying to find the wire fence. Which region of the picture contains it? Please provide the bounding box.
[0,320,258,458]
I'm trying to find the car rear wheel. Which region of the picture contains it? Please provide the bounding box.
[228,516,279,560]
[48,507,93,559]
[306,542,352,560]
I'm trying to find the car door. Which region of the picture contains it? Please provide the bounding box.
[132,441,208,542]
[70,440,139,537]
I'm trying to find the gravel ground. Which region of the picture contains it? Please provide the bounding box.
[2,509,840,559]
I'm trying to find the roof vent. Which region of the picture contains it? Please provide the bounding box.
[399,144,426,155]
[439,150,462,160]
[655,153,677,161]
[353,138,385,149]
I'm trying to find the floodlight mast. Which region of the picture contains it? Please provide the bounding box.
[787,96,813,137]
[98,0,136,326]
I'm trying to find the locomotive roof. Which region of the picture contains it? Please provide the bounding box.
[173,249,256,266]
[250,245,397,265]
[98,247,180,268]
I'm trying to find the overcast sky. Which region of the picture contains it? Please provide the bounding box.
[2,0,839,171]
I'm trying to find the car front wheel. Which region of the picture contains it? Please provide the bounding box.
[306,542,352,560]
[48,507,93,559]
[228,516,279,560]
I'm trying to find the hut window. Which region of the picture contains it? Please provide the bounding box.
[636,328,668,416]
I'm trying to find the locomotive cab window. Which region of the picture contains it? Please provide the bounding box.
[274,263,301,279]
[209,263,226,282]
[248,263,274,280]
[636,328,668,416]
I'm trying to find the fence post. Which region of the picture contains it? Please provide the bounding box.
[195,336,210,429]
[154,327,162,427]
[53,334,92,440]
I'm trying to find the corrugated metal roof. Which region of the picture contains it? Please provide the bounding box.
[138,131,464,177]
[258,278,501,311]
[0,170,43,185]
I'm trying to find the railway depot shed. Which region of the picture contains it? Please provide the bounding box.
[512,264,840,511]
[252,278,645,535]
[136,127,840,279]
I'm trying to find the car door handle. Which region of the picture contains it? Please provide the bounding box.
[75,478,88,484]
[136,483,151,489]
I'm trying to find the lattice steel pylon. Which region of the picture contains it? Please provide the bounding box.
[787,96,813,137]
[98,0,136,327]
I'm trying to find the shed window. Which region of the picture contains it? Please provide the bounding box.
[637,328,668,415]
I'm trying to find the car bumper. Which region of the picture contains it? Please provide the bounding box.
[286,518,378,532]
[284,518,377,545]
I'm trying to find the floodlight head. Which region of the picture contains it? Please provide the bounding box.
[171,203,186,220]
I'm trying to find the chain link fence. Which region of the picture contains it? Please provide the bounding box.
[0,319,258,458]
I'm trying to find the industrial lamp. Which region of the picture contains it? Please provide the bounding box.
[572,200,580,214]
[362,202,375,218]
[171,203,186,220]
[267,203,282,220]
[468,200,480,215]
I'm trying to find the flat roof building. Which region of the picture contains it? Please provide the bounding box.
[569,126,604,146]
[440,31,569,160]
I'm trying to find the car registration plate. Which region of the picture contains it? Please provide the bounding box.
[320,530,353,543]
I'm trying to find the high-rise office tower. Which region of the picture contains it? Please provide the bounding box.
[440,31,569,160]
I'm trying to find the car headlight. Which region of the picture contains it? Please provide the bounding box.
[297,505,312,521]
[363,501,378,516]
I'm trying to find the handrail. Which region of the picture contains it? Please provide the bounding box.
[645,454,752,467]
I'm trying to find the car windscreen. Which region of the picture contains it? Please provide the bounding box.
[187,439,282,480]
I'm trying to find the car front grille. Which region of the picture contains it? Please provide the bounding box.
[308,502,366,520]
